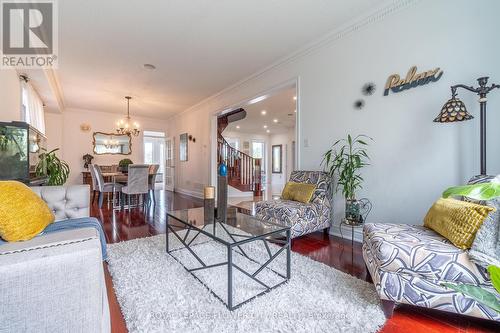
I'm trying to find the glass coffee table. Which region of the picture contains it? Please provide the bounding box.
[166,207,291,310]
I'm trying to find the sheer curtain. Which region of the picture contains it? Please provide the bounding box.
[21,79,45,134]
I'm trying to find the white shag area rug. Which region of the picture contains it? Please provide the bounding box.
[107,229,386,333]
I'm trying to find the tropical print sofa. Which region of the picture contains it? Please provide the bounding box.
[363,223,500,321]
[255,171,331,238]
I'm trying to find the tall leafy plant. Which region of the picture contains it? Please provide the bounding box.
[36,148,70,185]
[321,134,372,199]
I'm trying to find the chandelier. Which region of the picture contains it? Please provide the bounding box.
[103,137,120,149]
[116,96,140,136]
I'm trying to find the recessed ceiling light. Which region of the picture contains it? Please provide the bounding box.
[293,96,297,101]
[263,125,268,129]
[261,110,267,115]
[294,109,297,113]
[266,129,270,133]
[143,63,156,70]
[236,125,240,129]
[273,119,278,123]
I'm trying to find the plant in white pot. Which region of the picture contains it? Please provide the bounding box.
[322,134,372,225]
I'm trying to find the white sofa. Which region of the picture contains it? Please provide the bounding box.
[0,185,110,333]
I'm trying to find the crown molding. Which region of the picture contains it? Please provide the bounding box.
[43,68,65,112]
[173,0,418,119]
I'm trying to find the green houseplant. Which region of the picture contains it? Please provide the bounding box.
[35,148,70,185]
[118,158,133,173]
[322,134,372,224]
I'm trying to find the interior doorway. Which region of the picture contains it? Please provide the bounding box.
[213,80,298,203]
[143,131,166,189]
[165,136,175,191]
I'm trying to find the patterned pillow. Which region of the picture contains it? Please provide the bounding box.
[466,175,500,268]
[424,198,494,249]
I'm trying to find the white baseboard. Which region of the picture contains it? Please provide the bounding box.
[174,188,204,199]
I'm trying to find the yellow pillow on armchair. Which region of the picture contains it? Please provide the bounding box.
[0,181,54,242]
[281,181,316,203]
[423,197,494,249]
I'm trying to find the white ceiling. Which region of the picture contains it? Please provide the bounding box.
[42,0,390,119]
[224,86,296,135]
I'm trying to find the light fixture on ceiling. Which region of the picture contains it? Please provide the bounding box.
[104,137,120,149]
[236,125,240,129]
[261,110,267,115]
[263,125,268,129]
[294,109,297,113]
[143,63,156,70]
[116,96,140,136]
[293,96,297,101]
[273,119,278,123]
[248,95,268,105]
[266,129,270,133]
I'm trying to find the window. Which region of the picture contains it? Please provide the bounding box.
[20,78,45,134]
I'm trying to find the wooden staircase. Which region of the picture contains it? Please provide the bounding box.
[217,109,262,196]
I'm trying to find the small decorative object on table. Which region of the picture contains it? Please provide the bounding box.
[203,186,215,225]
[118,158,133,173]
[82,153,93,169]
[217,163,228,223]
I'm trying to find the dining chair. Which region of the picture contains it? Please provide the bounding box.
[121,164,150,210]
[88,164,99,203]
[93,164,124,209]
[148,164,160,205]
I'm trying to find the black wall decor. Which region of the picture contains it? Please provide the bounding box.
[362,83,376,96]
[384,66,443,96]
[354,99,365,110]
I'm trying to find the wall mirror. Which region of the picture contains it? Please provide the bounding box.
[93,132,131,155]
[272,144,282,173]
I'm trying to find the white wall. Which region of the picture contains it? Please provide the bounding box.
[45,108,168,185]
[0,70,21,122]
[167,0,500,231]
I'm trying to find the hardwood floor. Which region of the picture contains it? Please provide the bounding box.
[93,190,499,333]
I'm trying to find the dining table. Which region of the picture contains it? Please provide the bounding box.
[105,172,162,209]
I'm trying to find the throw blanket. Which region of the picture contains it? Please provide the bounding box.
[0,217,107,260]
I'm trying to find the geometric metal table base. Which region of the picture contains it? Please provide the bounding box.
[166,218,291,311]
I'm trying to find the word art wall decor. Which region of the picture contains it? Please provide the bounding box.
[384,66,443,96]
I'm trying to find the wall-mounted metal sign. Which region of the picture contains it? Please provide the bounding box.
[384,66,443,96]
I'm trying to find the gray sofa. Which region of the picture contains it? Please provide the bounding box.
[255,171,332,238]
[0,185,110,333]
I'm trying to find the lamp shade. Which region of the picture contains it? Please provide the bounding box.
[434,97,473,122]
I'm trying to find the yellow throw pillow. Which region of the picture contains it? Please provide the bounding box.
[282,182,316,203]
[0,181,54,242]
[424,198,494,249]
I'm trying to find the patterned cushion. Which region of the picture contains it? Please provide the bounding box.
[423,198,494,249]
[255,171,331,238]
[363,223,490,285]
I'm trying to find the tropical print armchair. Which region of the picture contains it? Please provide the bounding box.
[363,223,500,321]
[255,171,332,238]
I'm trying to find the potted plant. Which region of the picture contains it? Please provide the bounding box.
[35,148,70,186]
[322,134,372,225]
[118,158,133,173]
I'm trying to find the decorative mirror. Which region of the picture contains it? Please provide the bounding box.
[272,144,282,173]
[93,132,131,155]
[179,133,188,161]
